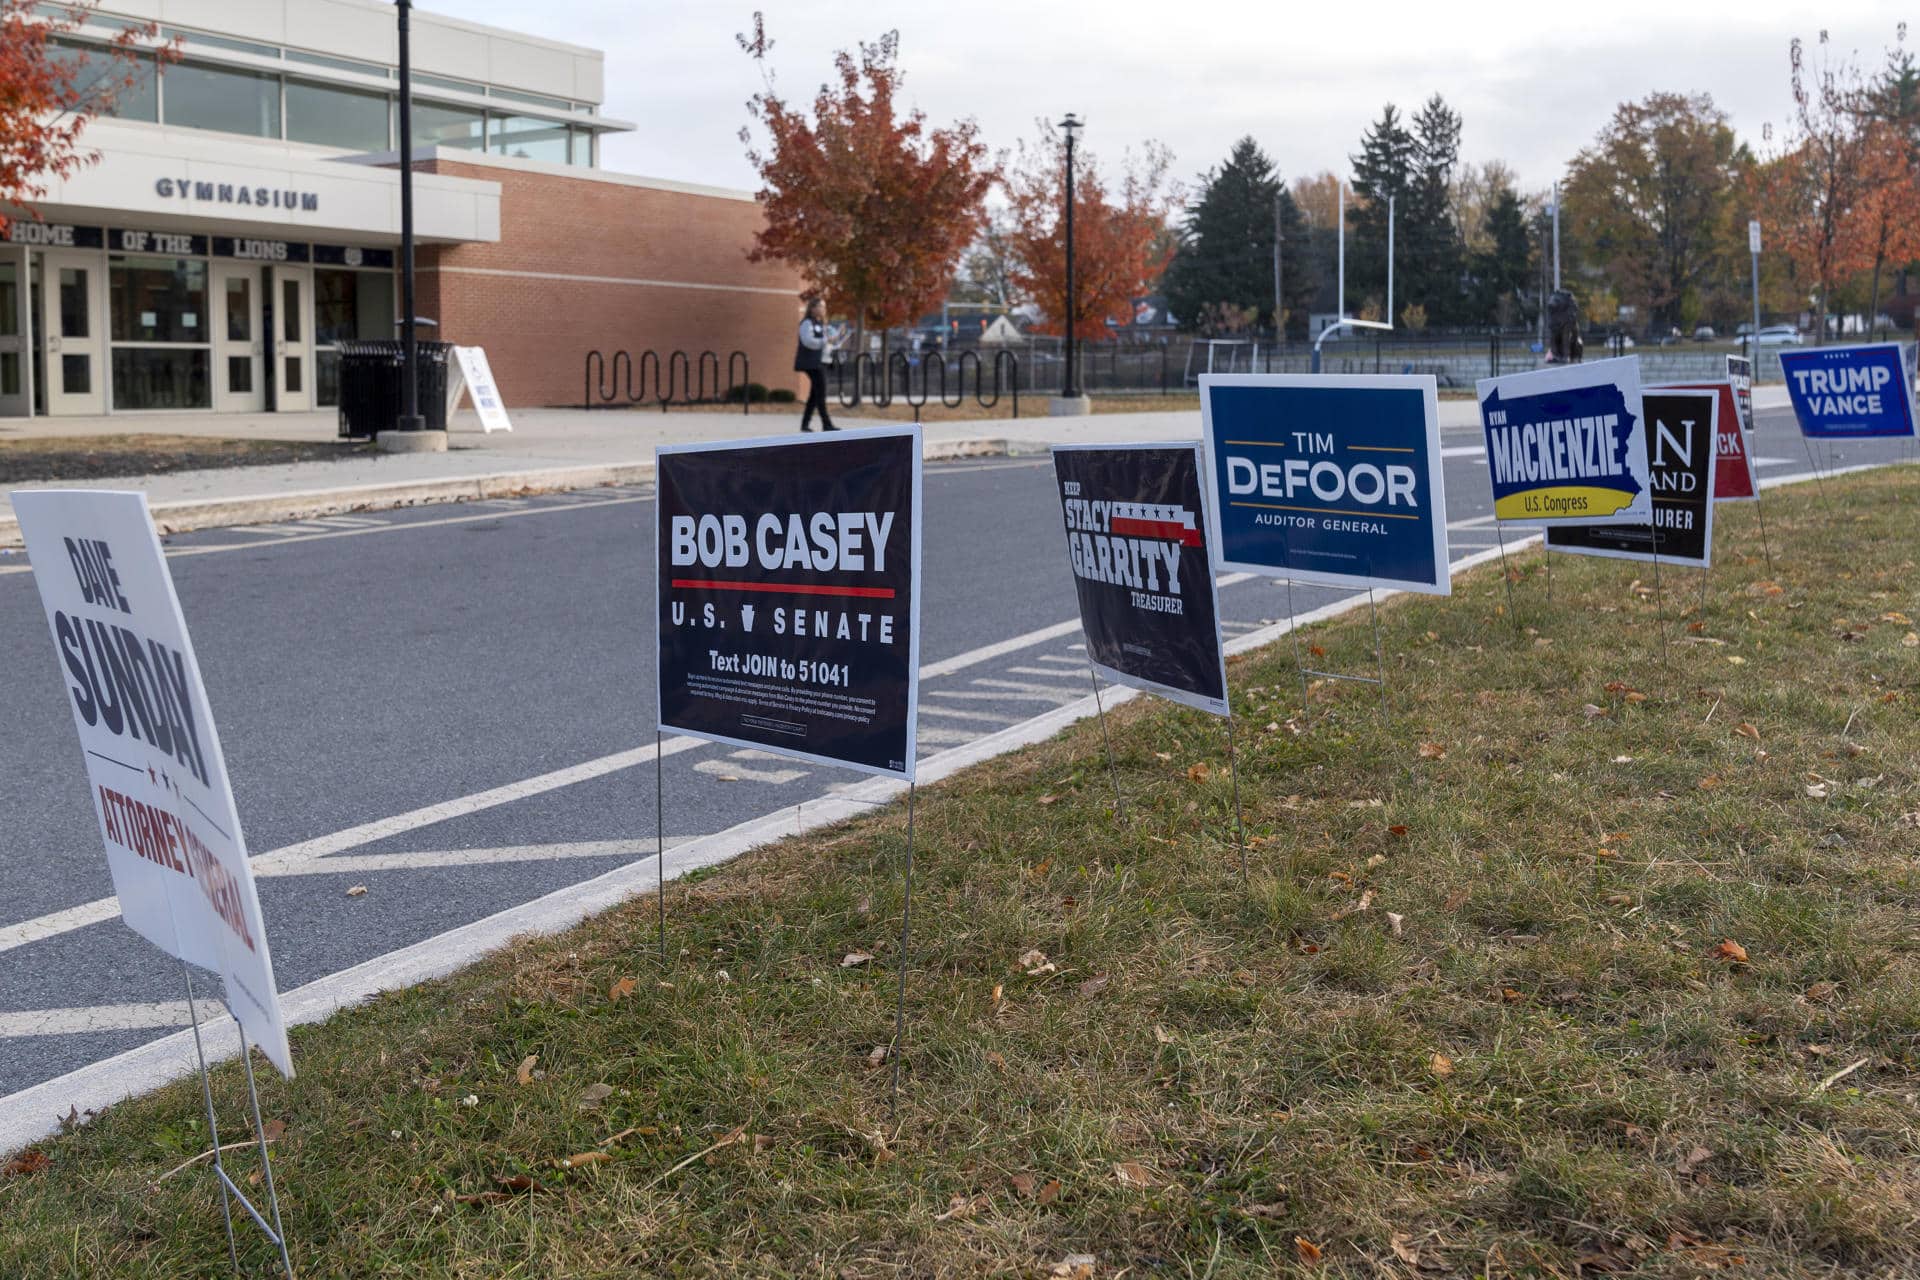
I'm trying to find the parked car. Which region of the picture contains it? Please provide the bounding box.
[1756,325,1803,346]
[1693,325,1716,340]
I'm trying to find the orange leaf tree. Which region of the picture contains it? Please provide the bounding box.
[1002,120,1177,339]
[0,1,170,233]
[1752,33,1887,340]
[737,17,993,351]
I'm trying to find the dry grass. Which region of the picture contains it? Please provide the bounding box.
[3,473,1918,1277]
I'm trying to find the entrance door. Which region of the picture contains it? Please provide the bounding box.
[273,264,313,412]
[0,247,27,417]
[40,249,105,415]
[213,263,264,413]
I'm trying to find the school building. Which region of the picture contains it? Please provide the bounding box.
[0,0,802,420]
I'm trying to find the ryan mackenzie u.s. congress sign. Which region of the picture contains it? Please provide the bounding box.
[1476,356,1652,526]
[655,426,922,780]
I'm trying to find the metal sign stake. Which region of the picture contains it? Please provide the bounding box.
[1366,588,1390,720]
[179,963,296,1279]
[655,729,667,966]
[1283,577,1312,719]
[888,784,919,1116]
[1650,542,1671,668]
[1493,522,1519,623]
[1223,710,1250,885]
[1086,663,1124,819]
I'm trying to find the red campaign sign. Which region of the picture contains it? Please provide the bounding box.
[1654,380,1755,502]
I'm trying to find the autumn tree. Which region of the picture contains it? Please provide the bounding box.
[1002,119,1177,340]
[1,1,169,233]
[737,17,993,354]
[1562,92,1748,333]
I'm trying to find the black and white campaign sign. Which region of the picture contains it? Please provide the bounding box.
[656,425,922,779]
[1051,444,1230,717]
[1545,389,1718,569]
[12,490,294,1077]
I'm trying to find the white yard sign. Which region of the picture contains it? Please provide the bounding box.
[449,345,513,433]
[12,490,294,1077]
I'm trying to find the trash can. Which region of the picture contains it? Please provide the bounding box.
[336,339,453,438]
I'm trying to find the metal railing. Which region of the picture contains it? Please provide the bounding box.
[834,350,1020,421]
[582,349,751,412]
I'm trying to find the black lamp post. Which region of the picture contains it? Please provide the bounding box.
[1059,113,1082,401]
[395,0,422,432]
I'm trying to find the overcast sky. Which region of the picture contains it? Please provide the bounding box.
[453,1,1909,198]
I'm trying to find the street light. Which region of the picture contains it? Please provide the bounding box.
[1059,113,1082,404]
[395,0,422,433]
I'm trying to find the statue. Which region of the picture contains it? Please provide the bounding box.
[1546,289,1584,363]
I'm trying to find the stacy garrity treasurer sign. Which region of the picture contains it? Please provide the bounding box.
[1051,443,1231,717]
[1199,374,1451,594]
[1476,356,1652,525]
[656,426,922,779]
[1778,343,1917,439]
[12,490,293,1078]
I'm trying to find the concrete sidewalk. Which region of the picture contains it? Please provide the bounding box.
[0,387,1791,546]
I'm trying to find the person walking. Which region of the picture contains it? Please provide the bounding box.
[794,298,838,432]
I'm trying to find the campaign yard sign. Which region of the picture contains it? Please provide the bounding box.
[1477,356,1651,526]
[1654,379,1756,501]
[1725,354,1755,433]
[1779,343,1916,438]
[1545,388,1717,568]
[1051,444,1230,717]
[656,425,922,779]
[12,490,293,1077]
[1199,374,1451,594]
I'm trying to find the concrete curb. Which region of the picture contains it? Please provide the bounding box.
[0,436,1035,549]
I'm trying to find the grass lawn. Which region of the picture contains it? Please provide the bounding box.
[4,473,1919,1277]
[0,435,373,485]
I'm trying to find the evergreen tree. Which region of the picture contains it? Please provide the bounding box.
[1346,105,1416,316]
[1407,95,1466,323]
[1163,136,1313,334]
[1469,187,1532,325]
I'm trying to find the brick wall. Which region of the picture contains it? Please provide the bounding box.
[418,159,804,407]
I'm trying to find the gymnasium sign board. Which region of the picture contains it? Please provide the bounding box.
[1476,356,1651,526]
[12,489,294,1077]
[1544,388,1718,568]
[1199,374,1451,594]
[1778,343,1916,438]
[655,426,922,779]
[1051,443,1230,716]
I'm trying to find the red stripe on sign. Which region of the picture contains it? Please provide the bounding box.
[1110,517,1202,546]
[671,578,896,600]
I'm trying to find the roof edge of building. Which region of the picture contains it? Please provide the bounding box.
[341,146,761,204]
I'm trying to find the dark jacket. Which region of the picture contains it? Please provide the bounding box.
[793,318,828,372]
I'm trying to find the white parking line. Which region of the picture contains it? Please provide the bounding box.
[915,704,1022,724]
[0,1000,227,1039]
[273,838,699,877]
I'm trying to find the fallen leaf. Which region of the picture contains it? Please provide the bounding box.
[1153,751,1172,761]
[608,977,636,1002]
[752,1133,776,1155]
[1430,1052,1454,1078]
[1187,762,1211,782]
[1603,680,1630,693]
[1881,611,1911,625]
[1806,782,1832,799]
[1114,1160,1154,1188]
[576,1083,614,1110]
[1078,975,1110,999]
[1418,741,1447,760]
[986,1050,1008,1071]
[1309,644,1327,658]
[556,1150,610,1170]
[1500,987,1524,1003]
[1153,1025,1175,1045]
[1388,824,1409,837]
[516,1054,537,1086]
[1390,1232,1421,1265]
[2,1150,50,1177]
[1030,857,1053,878]
[1049,1254,1094,1279]
[1018,948,1049,970]
[1624,691,1648,704]
[1697,775,1721,790]
[1906,632,1920,649]
[345,885,368,898]
[1386,911,1405,936]
[1037,793,1059,806]
[1714,939,1750,964]
[1612,755,1634,763]
[1295,1236,1324,1263]
[991,983,1004,1011]
[934,1193,986,1222]
[1727,655,1746,665]
[1805,981,1838,1003]
[1038,1178,1062,1205]
[1443,888,1469,912]
[865,1045,888,1069]
[1010,1172,1036,1197]
[1687,620,1706,634]
[841,952,874,968]
[1735,722,1760,740]
[1675,1145,1713,1176]
[1582,704,1607,719]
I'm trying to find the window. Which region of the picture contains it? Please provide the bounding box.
[489,86,570,111]
[109,255,207,344]
[314,270,394,346]
[47,39,157,122]
[163,28,281,60]
[163,62,281,138]
[414,73,484,97]
[411,101,485,150]
[285,49,389,79]
[490,114,569,164]
[569,127,593,167]
[287,79,390,151]
[113,348,209,409]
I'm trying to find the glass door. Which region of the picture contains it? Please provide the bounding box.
[40,249,105,415]
[0,248,27,417]
[272,264,313,412]
[213,263,264,413]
